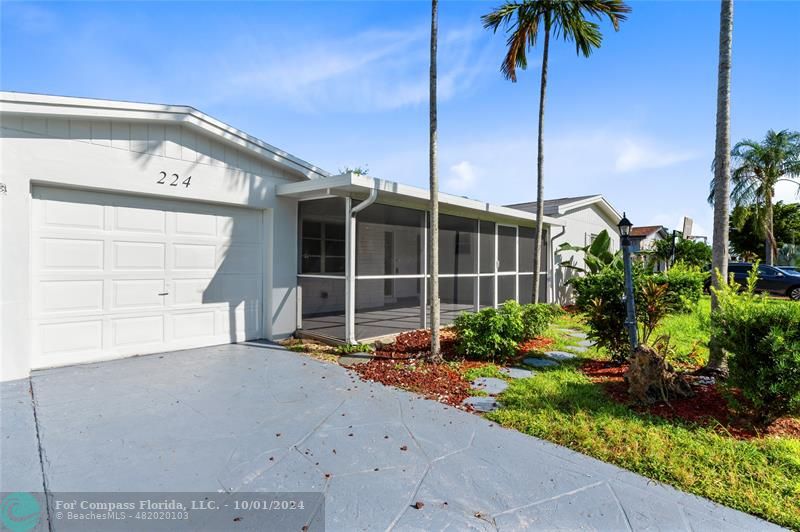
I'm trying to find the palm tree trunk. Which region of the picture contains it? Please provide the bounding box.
[532,24,550,304]
[765,189,775,265]
[429,0,441,362]
[706,0,733,375]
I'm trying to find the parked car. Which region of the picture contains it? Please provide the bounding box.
[707,262,800,300]
[777,265,800,275]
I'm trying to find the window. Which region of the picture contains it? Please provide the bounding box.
[299,198,346,275]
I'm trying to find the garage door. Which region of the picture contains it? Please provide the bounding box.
[31,187,264,369]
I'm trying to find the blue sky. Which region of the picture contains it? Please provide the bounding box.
[2,1,799,237]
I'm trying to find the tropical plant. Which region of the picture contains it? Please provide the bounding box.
[429,0,442,362]
[729,202,800,261]
[706,0,734,376]
[558,229,621,274]
[482,0,630,303]
[710,130,800,265]
[648,237,712,270]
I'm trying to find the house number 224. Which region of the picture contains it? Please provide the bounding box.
[157,171,192,188]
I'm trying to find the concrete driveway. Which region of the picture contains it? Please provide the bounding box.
[1,343,780,531]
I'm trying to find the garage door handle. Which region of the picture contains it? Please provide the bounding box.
[158,292,169,296]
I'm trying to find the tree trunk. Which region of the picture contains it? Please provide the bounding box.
[706,0,733,375]
[428,0,441,362]
[532,25,550,304]
[765,189,776,265]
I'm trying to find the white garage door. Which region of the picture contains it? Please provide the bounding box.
[31,187,264,369]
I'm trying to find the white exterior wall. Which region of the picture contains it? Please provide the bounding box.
[551,204,620,304]
[1,114,304,381]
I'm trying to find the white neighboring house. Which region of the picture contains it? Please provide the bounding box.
[1,92,568,381]
[630,225,671,271]
[507,195,622,304]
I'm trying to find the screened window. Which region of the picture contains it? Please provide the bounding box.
[356,203,423,276]
[498,225,517,272]
[519,226,535,273]
[299,198,346,275]
[440,215,477,274]
[479,221,496,273]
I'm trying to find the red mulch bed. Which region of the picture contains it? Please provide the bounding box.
[580,359,800,439]
[373,329,458,359]
[352,359,473,407]
[517,337,554,353]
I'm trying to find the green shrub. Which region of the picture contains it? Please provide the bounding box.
[454,301,557,361]
[335,343,374,355]
[712,270,800,418]
[650,262,707,312]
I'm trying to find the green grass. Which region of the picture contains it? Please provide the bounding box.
[651,297,711,366]
[462,364,507,382]
[487,345,800,528]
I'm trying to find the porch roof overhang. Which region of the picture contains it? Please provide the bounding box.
[276,173,563,227]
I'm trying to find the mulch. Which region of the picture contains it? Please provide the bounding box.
[580,359,800,440]
[351,358,474,407]
[372,329,458,360]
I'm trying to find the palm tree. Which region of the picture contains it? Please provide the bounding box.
[707,0,733,375]
[482,0,630,303]
[429,0,442,362]
[709,129,800,265]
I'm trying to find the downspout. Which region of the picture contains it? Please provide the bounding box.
[344,180,379,343]
[549,224,567,304]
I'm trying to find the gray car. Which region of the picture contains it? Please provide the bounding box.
[728,262,800,300]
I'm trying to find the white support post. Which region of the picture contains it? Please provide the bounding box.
[345,197,356,344]
[420,211,428,329]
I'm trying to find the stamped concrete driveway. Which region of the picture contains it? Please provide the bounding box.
[1,343,780,531]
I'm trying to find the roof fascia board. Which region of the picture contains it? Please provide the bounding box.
[0,91,330,180]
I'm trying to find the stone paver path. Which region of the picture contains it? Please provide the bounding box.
[471,377,508,396]
[1,343,780,531]
[499,367,534,379]
[544,351,577,361]
[462,396,502,413]
[523,357,559,368]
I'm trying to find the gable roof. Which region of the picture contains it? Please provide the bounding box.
[630,225,668,238]
[506,194,622,223]
[0,91,330,180]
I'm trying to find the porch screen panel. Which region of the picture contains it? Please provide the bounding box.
[356,204,424,276]
[355,278,423,340]
[518,275,534,304]
[298,198,347,275]
[498,275,516,304]
[479,277,494,308]
[440,215,477,275]
[519,227,535,273]
[438,276,476,325]
[498,225,517,272]
[298,277,345,340]
[479,221,495,274]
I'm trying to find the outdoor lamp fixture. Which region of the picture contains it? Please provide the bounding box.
[617,213,638,353]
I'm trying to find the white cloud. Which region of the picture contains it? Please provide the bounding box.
[614,138,698,173]
[774,179,800,203]
[444,161,479,192]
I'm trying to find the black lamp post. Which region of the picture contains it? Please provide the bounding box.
[618,213,638,353]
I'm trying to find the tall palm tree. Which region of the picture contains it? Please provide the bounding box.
[429,0,442,362]
[707,0,734,375]
[709,129,800,265]
[482,0,630,303]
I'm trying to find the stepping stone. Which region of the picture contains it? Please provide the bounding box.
[523,357,558,368]
[544,351,576,361]
[568,331,588,339]
[566,346,588,353]
[470,377,508,396]
[499,367,534,379]
[575,339,593,347]
[462,396,501,413]
[338,354,373,367]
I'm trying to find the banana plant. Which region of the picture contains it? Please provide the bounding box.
[558,229,621,274]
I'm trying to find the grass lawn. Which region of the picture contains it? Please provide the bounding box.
[488,309,800,529]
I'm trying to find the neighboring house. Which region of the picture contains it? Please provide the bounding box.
[1,92,566,381]
[507,195,622,304]
[630,225,671,271]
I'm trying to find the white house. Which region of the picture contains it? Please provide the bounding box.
[1,92,568,381]
[507,195,622,304]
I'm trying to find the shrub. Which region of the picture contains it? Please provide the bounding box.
[650,262,707,312]
[335,343,374,355]
[454,301,557,361]
[712,269,800,418]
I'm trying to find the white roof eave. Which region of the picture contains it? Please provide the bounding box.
[276,173,564,226]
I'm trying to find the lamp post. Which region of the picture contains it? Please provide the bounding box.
[618,213,638,353]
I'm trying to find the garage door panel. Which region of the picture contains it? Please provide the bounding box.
[114,206,166,233]
[174,244,216,270]
[112,315,164,347]
[112,280,165,309]
[40,280,104,314]
[41,238,104,270]
[42,200,104,230]
[172,311,216,340]
[40,320,103,356]
[175,212,217,236]
[113,241,165,270]
[32,187,265,369]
